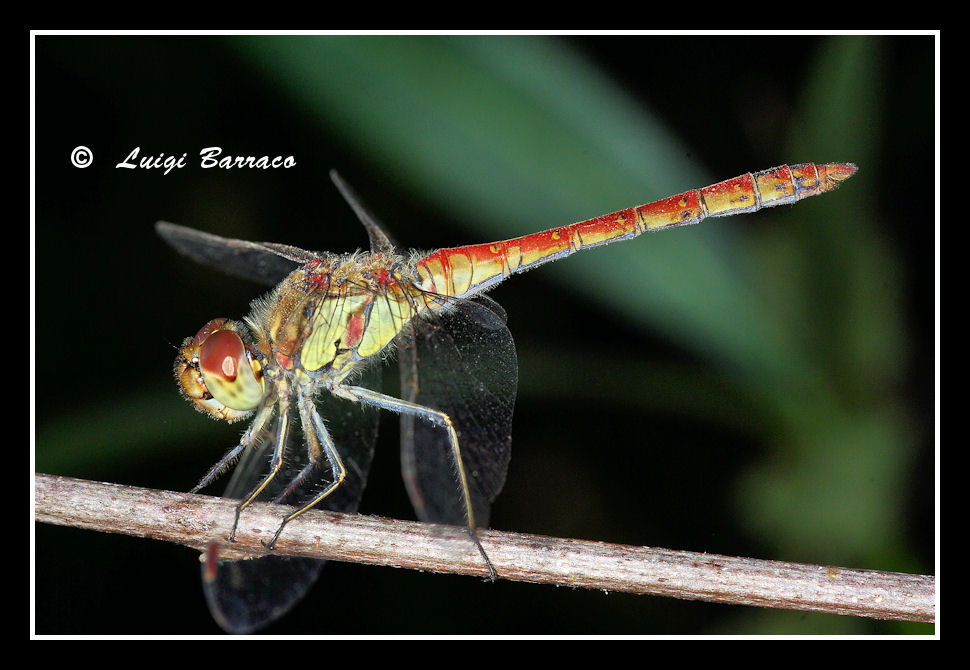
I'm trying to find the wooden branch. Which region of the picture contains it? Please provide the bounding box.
[34,473,935,624]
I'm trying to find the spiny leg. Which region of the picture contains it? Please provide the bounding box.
[333,383,496,580]
[228,393,291,542]
[269,394,325,505]
[191,399,276,494]
[263,392,346,549]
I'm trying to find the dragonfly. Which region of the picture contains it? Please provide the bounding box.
[157,162,856,632]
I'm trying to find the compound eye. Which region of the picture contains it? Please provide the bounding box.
[197,328,264,411]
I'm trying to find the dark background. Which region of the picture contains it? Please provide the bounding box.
[34,35,935,635]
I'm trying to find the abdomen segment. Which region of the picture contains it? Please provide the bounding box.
[415,163,857,299]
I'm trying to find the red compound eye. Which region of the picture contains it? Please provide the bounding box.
[199,329,246,381]
[194,326,264,412]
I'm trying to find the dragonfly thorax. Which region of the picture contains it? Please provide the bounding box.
[252,254,427,382]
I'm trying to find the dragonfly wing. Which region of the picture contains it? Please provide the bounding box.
[202,364,381,633]
[156,221,315,287]
[202,546,322,634]
[328,171,396,254]
[399,296,517,529]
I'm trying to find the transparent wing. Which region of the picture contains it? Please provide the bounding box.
[328,170,396,254]
[399,294,517,529]
[155,221,317,287]
[201,363,381,633]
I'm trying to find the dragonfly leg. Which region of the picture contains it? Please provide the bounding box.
[228,393,291,542]
[466,528,496,582]
[190,399,276,493]
[334,383,497,580]
[262,392,347,549]
[269,394,325,505]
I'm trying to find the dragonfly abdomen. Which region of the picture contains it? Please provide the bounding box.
[415,163,857,300]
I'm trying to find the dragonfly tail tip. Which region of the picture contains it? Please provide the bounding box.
[819,162,858,189]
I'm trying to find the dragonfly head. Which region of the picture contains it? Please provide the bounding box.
[174,318,265,422]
